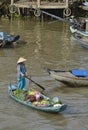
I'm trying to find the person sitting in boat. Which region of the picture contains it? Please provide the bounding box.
[17,57,28,90]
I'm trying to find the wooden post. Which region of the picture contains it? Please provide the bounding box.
[66,0,68,8]
[11,0,14,5]
[37,0,40,8]
[10,0,14,20]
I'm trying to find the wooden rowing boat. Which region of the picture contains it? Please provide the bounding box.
[8,85,67,113]
[46,68,88,87]
[73,33,88,49]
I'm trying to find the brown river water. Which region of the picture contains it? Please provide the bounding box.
[0,17,88,130]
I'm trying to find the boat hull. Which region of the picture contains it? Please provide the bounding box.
[47,70,88,87]
[8,85,67,113]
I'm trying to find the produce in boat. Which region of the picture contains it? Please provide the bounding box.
[8,85,67,113]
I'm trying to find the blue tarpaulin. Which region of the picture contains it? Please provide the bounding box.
[72,70,88,77]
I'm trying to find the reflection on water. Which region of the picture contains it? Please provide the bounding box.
[0,18,88,130]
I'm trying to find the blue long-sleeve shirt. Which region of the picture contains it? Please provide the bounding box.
[17,64,26,79]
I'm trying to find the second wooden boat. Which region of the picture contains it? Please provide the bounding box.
[46,68,88,87]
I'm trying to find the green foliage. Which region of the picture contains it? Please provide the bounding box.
[13,89,25,101]
[14,13,20,18]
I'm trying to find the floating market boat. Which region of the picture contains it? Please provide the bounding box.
[46,68,88,87]
[8,85,67,113]
[0,32,20,47]
[73,33,88,49]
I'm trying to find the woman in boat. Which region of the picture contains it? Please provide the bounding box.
[17,57,28,90]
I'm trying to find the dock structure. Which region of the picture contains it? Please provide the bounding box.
[10,0,81,17]
[11,0,69,10]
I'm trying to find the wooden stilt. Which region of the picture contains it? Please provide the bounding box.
[11,0,14,5]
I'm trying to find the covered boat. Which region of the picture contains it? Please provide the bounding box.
[73,33,88,49]
[46,68,88,87]
[0,32,20,47]
[8,85,67,113]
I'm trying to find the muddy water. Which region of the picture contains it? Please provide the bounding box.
[0,18,88,130]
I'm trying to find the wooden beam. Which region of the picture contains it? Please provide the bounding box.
[37,0,40,8]
[66,0,68,8]
[11,0,14,5]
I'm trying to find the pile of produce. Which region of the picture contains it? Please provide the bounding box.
[32,99,50,107]
[13,89,25,101]
[13,89,62,107]
[26,89,50,106]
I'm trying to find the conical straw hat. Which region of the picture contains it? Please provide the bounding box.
[17,57,26,64]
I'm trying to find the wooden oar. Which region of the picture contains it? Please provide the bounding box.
[26,76,45,90]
